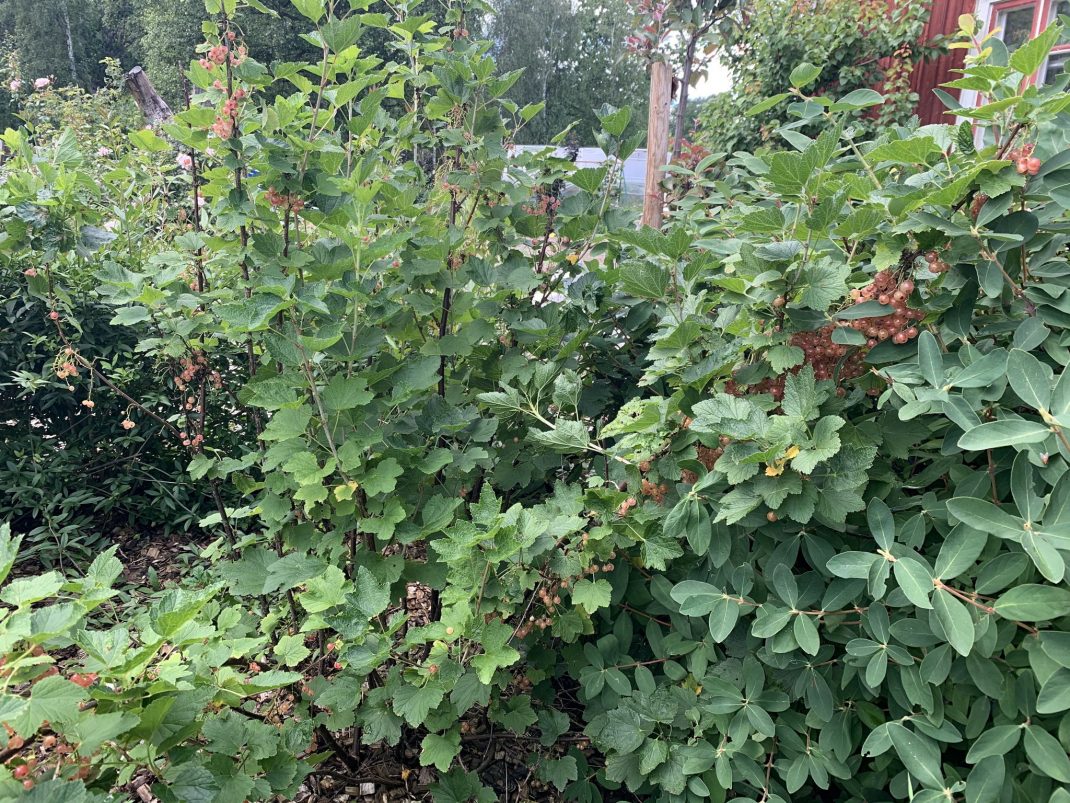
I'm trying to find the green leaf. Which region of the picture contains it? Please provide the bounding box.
[273,634,311,667]
[965,755,1005,803]
[568,167,607,193]
[866,136,942,165]
[746,93,790,116]
[620,262,669,299]
[867,498,895,550]
[752,608,792,638]
[917,331,944,387]
[420,730,461,771]
[1024,725,1070,782]
[789,62,822,88]
[362,457,403,496]
[0,524,20,587]
[827,551,879,579]
[768,345,804,373]
[966,724,1021,763]
[708,597,740,642]
[834,300,896,320]
[933,588,974,656]
[261,406,313,442]
[539,755,579,791]
[797,260,849,310]
[17,675,84,736]
[830,89,884,110]
[571,579,612,613]
[1,571,63,607]
[664,497,712,553]
[1037,668,1070,714]
[392,683,445,726]
[993,584,1070,621]
[934,525,987,580]
[888,723,944,789]
[894,557,934,609]
[947,497,1027,541]
[529,421,590,453]
[793,612,820,655]
[321,375,374,411]
[1010,22,1062,76]
[1007,348,1054,412]
[949,349,1009,388]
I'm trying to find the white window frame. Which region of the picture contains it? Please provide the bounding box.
[958,0,1070,111]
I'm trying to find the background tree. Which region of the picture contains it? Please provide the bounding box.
[487,0,648,144]
[693,0,936,154]
[0,0,105,88]
[624,0,735,158]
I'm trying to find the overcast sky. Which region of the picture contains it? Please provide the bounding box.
[693,54,732,97]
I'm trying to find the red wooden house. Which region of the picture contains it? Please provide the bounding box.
[911,0,1070,123]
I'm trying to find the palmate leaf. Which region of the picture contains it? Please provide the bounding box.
[796,259,849,310]
[528,421,590,453]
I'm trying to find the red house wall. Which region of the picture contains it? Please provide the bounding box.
[911,0,977,124]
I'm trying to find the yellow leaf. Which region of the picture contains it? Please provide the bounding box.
[958,13,975,36]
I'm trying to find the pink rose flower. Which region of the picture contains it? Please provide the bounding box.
[33,77,50,90]
[97,146,112,157]
[176,153,193,170]
[8,79,21,92]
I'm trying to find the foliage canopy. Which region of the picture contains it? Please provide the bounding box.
[2,4,1070,803]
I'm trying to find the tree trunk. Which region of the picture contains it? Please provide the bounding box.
[124,67,174,127]
[672,35,697,160]
[642,61,672,230]
[60,1,79,87]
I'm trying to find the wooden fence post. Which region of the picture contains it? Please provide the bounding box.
[642,60,672,230]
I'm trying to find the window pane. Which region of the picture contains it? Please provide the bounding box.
[998,6,1036,50]
[1043,52,1070,83]
[1052,0,1070,21]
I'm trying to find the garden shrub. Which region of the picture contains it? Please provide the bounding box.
[1,3,1070,803]
[693,0,934,155]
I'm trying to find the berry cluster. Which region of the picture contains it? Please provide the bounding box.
[178,430,204,449]
[724,270,923,403]
[1010,143,1042,175]
[616,496,639,516]
[522,193,561,216]
[639,478,669,504]
[845,270,922,345]
[55,361,78,380]
[265,186,306,212]
[919,250,950,274]
[199,39,246,70]
[174,351,214,392]
[514,533,616,639]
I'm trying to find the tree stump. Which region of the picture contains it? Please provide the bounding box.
[124,67,173,127]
